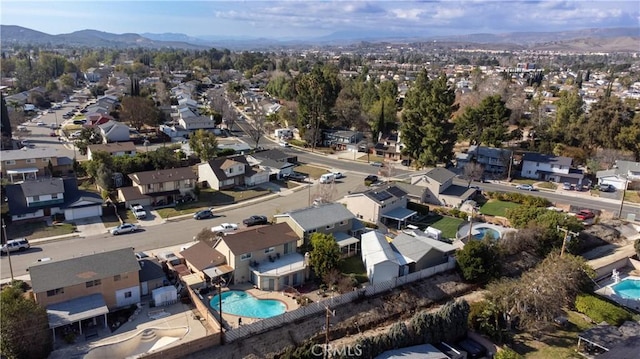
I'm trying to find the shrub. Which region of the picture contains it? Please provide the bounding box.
[456,240,501,283]
[495,347,523,359]
[575,294,632,326]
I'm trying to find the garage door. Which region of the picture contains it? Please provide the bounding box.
[65,206,103,221]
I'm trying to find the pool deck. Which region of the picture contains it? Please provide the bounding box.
[206,283,300,329]
[595,271,640,311]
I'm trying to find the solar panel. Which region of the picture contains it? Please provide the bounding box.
[386,186,407,198]
[369,191,393,202]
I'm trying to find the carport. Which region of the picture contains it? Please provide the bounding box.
[47,294,109,342]
[381,207,417,229]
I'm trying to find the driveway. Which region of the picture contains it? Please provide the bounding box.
[74,217,107,236]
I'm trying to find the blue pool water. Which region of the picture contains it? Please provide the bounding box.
[473,227,501,240]
[210,290,286,318]
[611,279,640,300]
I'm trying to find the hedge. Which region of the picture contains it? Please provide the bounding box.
[575,293,632,326]
[485,191,551,207]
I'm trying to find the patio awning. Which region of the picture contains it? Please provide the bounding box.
[381,207,417,221]
[7,168,39,174]
[334,232,359,247]
[202,264,234,279]
[47,294,109,329]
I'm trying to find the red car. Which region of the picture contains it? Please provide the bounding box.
[575,210,595,221]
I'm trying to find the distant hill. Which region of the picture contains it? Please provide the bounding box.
[1,25,638,52]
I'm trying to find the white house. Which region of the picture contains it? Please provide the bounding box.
[98,120,130,143]
[360,231,405,285]
[87,142,137,160]
[197,155,269,190]
[521,152,584,185]
[597,160,640,190]
[340,184,416,229]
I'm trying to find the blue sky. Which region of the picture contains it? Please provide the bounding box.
[2,1,638,39]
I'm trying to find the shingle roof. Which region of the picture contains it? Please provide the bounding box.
[180,241,226,270]
[28,248,140,293]
[129,167,197,185]
[283,203,357,231]
[424,167,455,184]
[205,155,249,181]
[138,258,166,282]
[1,147,62,161]
[363,184,407,204]
[88,141,136,154]
[21,178,65,197]
[5,178,101,216]
[218,222,299,255]
[251,149,296,163]
[522,152,573,166]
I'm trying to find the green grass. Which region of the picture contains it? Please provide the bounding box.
[339,256,368,283]
[414,215,464,239]
[294,164,330,179]
[480,200,521,217]
[357,154,385,163]
[5,221,76,240]
[156,187,271,218]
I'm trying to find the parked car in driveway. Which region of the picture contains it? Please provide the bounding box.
[193,209,214,220]
[110,223,139,235]
[599,184,615,192]
[284,172,307,182]
[211,223,238,235]
[130,204,146,219]
[242,215,269,227]
[516,184,535,191]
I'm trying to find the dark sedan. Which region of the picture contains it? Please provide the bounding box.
[193,209,214,220]
[243,215,269,227]
[284,172,307,182]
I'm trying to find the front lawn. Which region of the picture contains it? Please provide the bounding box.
[5,221,76,240]
[156,187,271,218]
[415,214,464,239]
[339,256,368,283]
[480,200,521,217]
[294,165,330,179]
[624,190,640,204]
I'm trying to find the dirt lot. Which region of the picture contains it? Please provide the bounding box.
[188,272,477,359]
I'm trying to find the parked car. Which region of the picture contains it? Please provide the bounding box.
[563,182,573,190]
[211,223,238,235]
[130,204,146,219]
[365,174,379,184]
[1,238,30,255]
[110,223,139,235]
[332,172,344,179]
[242,215,269,227]
[36,121,46,127]
[193,209,214,220]
[370,161,383,167]
[575,210,596,221]
[135,252,149,260]
[516,184,535,191]
[279,141,291,148]
[599,184,615,192]
[284,172,307,182]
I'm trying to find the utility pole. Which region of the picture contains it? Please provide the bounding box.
[324,306,335,359]
[2,219,15,282]
[618,176,629,219]
[557,226,578,257]
[506,151,514,182]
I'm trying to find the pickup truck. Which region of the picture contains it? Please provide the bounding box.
[130,204,146,219]
[211,223,238,235]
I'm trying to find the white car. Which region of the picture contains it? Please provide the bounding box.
[211,223,239,235]
[279,141,291,148]
[130,204,146,219]
[332,172,344,179]
[110,223,139,235]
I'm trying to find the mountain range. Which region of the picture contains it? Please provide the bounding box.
[1,25,638,52]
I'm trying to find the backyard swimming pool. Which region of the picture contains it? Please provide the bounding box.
[472,227,501,240]
[210,290,286,318]
[611,279,640,300]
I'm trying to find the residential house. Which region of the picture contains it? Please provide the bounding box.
[373,132,405,161]
[247,149,297,180]
[361,231,405,285]
[391,229,456,272]
[5,178,103,221]
[1,147,71,182]
[197,155,269,190]
[597,160,640,190]
[340,184,416,229]
[85,113,113,128]
[323,130,364,151]
[274,203,365,256]
[521,152,584,185]
[179,241,232,283]
[98,120,130,143]
[117,167,198,207]
[28,248,141,334]
[456,145,512,176]
[213,222,306,291]
[408,168,476,207]
[84,67,101,83]
[138,258,167,296]
[87,141,137,160]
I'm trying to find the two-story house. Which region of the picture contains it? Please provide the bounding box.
[373,132,405,161]
[5,178,103,221]
[408,168,476,207]
[247,149,297,180]
[197,155,269,190]
[521,152,584,185]
[323,130,364,150]
[87,141,137,160]
[456,145,512,176]
[340,184,416,229]
[274,203,365,256]
[117,167,198,207]
[28,248,141,335]
[1,147,71,182]
[213,222,306,291]
[179,241,232,283]
[596,160,640,190]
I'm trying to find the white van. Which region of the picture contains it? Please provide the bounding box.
[319,173,336,184]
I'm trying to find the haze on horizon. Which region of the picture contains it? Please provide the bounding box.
[1,0,638,40]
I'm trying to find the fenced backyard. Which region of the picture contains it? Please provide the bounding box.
[222,258,456,343]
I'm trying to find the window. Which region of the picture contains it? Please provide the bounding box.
[51,194,58,199]
[158,182,164,190]
[241,253,252,261]
[326,223,334,230]
[124,291,132,298]
[264,247,275,254]
[229,167,234,174]
[114,274,121,282]
[47,288,64,297]
[5,160,15,165]
[26,159,36,164]
[85,279,101,288]
[185,179,193,188]
[536,163,539,167]
[33,195,40,201]
[174,181,180,189]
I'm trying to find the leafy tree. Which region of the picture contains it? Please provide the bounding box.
[1,93,12,146]
[1,283,53,359]
[549,89,585,146]
[455,94,511,147]
[74,128,103,155]
[400,71,458,168]
[615,113,640,162]
[147,147,181,170]
[188,129,218,162]
[308,232,341,281]
[95,162,114,191]
[456,239,501,283]
[119,96,160,130]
